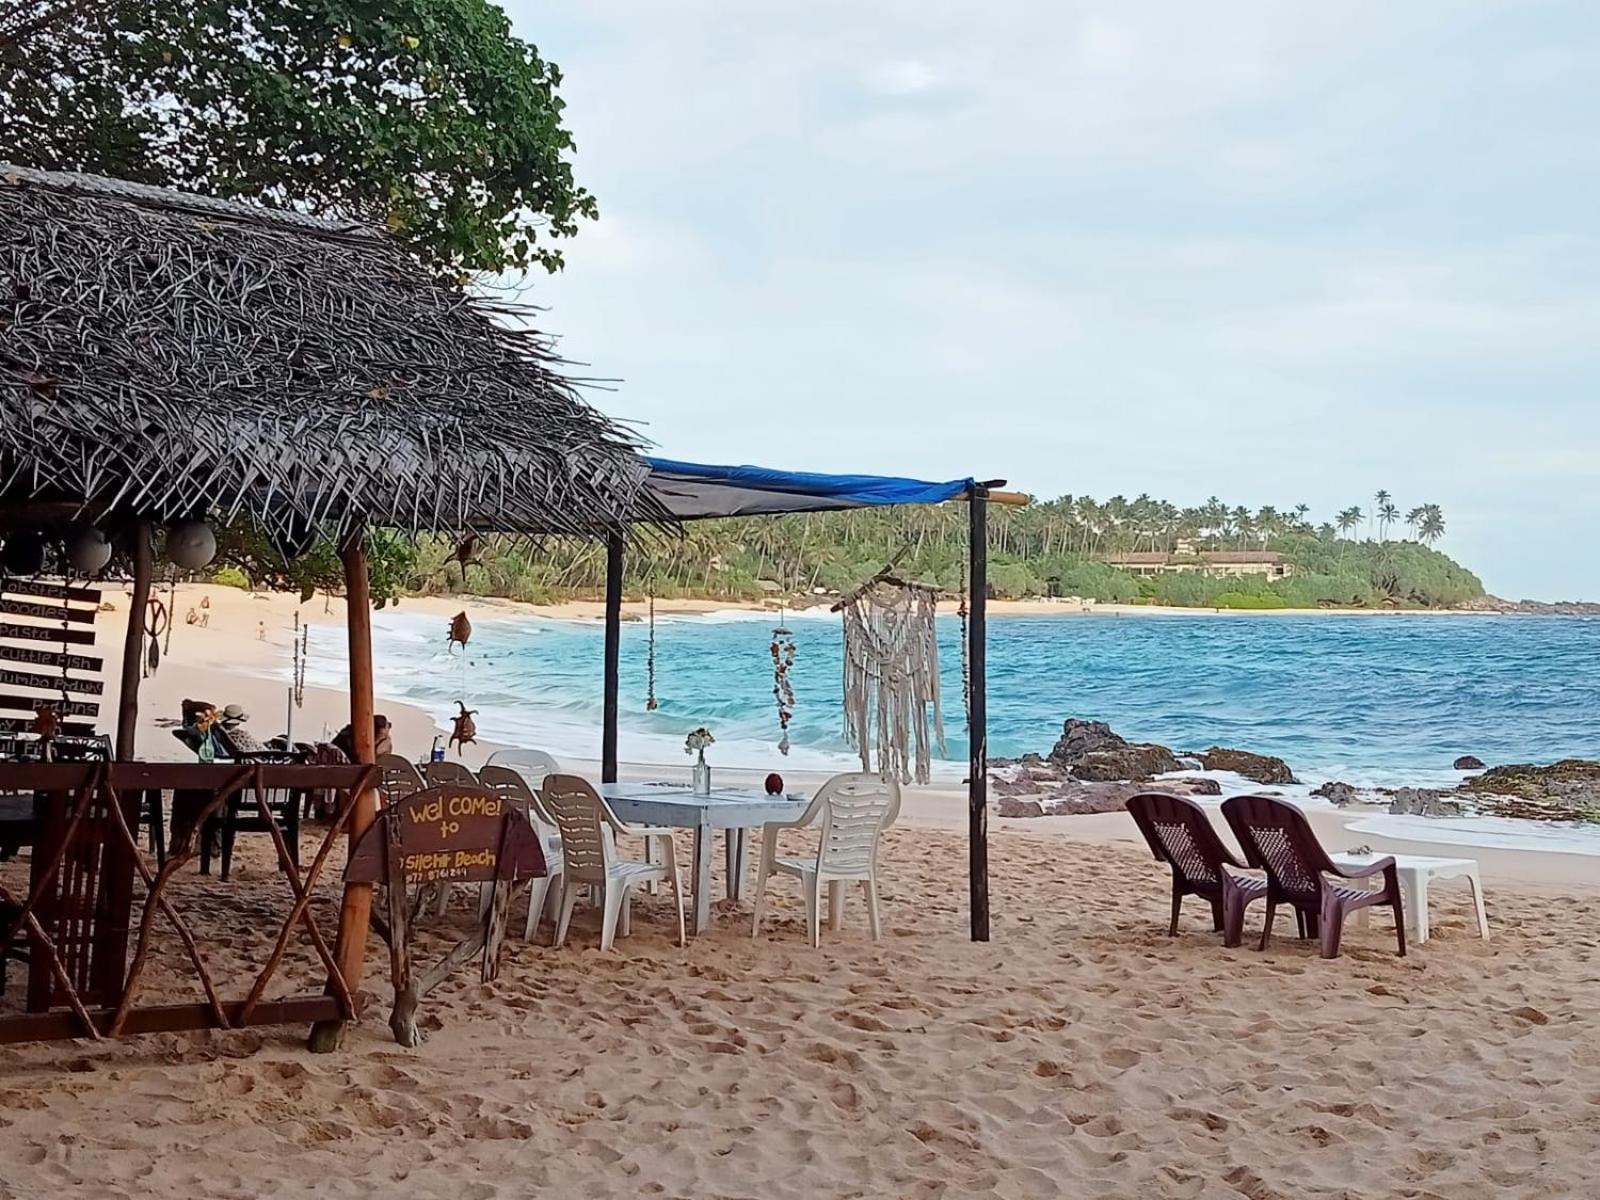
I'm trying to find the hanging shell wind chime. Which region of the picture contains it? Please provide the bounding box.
[447,611,472,653]
[645,593,659,711]
[770,619,797,755]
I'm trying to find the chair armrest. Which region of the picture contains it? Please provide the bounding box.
[764,792,828,831]
[1330,855,1396,880]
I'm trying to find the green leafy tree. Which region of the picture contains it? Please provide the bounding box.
[2,0,596,277]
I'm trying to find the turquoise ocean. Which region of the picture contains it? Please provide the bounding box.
[301,609,1600,854]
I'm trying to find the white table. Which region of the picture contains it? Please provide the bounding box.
[1330,852,1490,945]
[601,784,808,935]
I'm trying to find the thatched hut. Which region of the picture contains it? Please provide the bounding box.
[0,166,651,1048]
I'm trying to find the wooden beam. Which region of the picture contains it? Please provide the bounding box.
[308,527,379,1053]
[601,532,623,784]
[0,994,357,1045]
[115,520,153,760]
[967,485,990,942]
[954,489,1028,507]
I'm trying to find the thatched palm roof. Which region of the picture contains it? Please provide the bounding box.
[0,166,651,541]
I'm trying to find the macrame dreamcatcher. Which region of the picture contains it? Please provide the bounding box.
[837,573,945,784]
[645,593,659,711]
[770,617,796,754]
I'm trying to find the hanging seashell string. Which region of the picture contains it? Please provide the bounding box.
[645,592,659,711]
[292,611,308,709]
[770,609,796,755]
[958,558,971,728]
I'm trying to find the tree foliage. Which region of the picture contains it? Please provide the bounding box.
[314,492,1478,611]
[2,0,595,277]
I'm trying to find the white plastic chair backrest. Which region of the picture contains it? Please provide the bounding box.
[813,773,898,876]
[541,774,616,882]
[422,759,476,788]
[477,764,557,840]
[376,754,424,804]
[486,747,561,786]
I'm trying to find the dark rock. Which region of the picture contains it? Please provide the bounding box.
[1311,781,1361,807]
[1072,743,1183,782]
[992,775,1222,818]
[1047,718,1181,782]
[1019,753,1045,766]
[1048,719,1128,766]
[1198,746,1297,785]
[1453,755,1486,771]
[1384,787,1466,818]
[994,797,1044,818]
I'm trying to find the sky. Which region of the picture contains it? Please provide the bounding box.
[504,1,1600,601]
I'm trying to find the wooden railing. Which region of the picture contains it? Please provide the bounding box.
[0,761,375,1045]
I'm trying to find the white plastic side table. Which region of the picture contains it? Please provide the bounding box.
[1331,852,1490,944]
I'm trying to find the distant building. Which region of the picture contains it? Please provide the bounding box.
[1100,549,1292,580]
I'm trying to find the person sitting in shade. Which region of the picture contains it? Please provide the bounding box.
[331,714,393,762]
[219,703,265,753]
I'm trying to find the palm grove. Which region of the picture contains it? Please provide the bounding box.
[3,6,1481,611]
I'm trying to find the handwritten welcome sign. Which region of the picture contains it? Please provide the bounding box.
[345,783,546,887]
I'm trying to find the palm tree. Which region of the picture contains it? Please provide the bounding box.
[1293,503,1311,531]
[1405,505,1425,540]
[1373,490,1391,538]
[1377,500,1399,541]
[1336,507,1362,539]
[1419,504,1446,545]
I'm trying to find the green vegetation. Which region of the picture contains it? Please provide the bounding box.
[3,0,594,278]
[209,491,1483,611]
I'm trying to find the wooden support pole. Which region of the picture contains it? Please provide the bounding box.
[967,486,990,942]
[308,527,379,1052]
[601,531,624,784]
[115,520,153,760]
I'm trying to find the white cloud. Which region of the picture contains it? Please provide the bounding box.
[863,58,939,97]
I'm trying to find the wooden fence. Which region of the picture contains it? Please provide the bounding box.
[0,761,374,1045]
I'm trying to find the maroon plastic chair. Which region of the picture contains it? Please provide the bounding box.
[1125,792,1267,946]
[1220,794,1406,959]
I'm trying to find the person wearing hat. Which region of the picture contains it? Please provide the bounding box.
[220,703,265,753]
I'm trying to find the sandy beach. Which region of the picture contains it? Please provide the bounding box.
[0,582,1596,1198]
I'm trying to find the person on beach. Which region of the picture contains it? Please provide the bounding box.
[331,714,393,762]
[218,703,265,752]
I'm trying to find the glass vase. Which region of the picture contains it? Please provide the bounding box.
[692,751,712,797]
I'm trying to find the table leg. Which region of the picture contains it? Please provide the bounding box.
[1404,868,1429,944]
[1466,868,1490,940]
[692,824,713,935]
[725,829,749,902]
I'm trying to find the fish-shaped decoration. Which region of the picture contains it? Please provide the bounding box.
[448,701,478,752]
[447,611,472,652]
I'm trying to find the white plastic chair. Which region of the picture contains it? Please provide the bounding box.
[542,774,685,952]
[750,772,899,947]
[486,747,561,783]
[422,759,477,788]
[376,753,424,808]
[477,764,565,938]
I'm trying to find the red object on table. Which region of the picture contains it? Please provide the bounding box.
[764,772,784,795]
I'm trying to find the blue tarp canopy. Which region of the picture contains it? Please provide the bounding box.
[642,458,974,521]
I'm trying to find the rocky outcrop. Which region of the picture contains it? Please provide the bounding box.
[990,775,1223,818]
[1048,719,1182,781]
[1383,787,1466,818]
[1196,746,1297,785]
[1311,781,1360,807]
[1453,755,1485,771]
[1460,595,1600,616]
[1459,760,1600,821]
